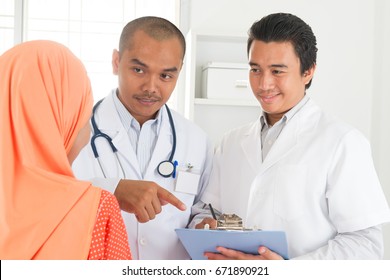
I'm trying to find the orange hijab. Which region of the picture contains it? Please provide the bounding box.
[0,40,101,259]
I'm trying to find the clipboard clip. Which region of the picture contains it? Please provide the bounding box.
[207,204,260,231]
[216,214,244,230]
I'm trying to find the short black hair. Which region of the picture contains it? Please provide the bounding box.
[247,13,317,89]
[119,16,186,59]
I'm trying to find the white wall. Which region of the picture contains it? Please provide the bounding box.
[181,0,390,259]
[371,0,390,261]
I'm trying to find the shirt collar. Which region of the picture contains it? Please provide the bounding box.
[113,89,162,132]
[260,95,309,129]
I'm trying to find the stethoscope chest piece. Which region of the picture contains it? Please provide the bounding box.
[157,160,176,178]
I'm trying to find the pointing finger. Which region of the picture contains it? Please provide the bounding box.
[157,187,186,211]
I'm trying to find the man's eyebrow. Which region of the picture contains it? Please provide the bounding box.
[130,58,147,68]
[249,62,288,68]
[163,66,179,73]
[130,58,178,72]
[270,64,288,68]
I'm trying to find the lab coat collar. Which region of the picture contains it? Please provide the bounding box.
[241,99,312,175]
[259,113,299,172]
[257,96,308,171]
[93,89,125,131]
[93,91,140,177]
[241,119,263,173]
[144,106,173,179]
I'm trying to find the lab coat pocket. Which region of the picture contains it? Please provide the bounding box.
[175,169,201,195]
[273,165,307,221]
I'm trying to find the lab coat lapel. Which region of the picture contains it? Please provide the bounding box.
[111,129,142,178]
[144,107,172,178]
[240,120,263,173]
[97,94,142,177]
[259,112,300,173]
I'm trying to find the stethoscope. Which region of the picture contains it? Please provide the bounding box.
[90,99,177,178]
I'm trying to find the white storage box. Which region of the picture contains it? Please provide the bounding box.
[201,62,253,100]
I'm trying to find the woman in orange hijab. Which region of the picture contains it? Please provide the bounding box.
[0,40,131,259]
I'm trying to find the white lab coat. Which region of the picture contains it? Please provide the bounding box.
[199,98,390,259]
[72,91,213,259]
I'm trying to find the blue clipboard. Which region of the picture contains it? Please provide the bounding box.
[175,228,289,260]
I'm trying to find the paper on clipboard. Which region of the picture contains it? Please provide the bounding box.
[175,228,289,260]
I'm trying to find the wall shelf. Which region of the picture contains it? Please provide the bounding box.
[183,30,260,144]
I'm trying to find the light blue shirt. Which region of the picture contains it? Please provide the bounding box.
[113,92,162,178]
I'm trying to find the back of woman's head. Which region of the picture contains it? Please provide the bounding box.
[0,40,93,174]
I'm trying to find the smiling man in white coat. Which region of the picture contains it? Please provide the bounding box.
[72,17,213,259]
[192,13,390,259]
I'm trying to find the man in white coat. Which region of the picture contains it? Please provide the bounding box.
[72,17,213,259]
[191,13,390,259]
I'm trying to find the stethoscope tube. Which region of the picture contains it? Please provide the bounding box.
[90,98,177,178]
[91,99,116,157]
[157,103,177,178]
[165,103,176,162]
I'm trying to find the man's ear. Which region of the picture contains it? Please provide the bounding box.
[303,64,316,85]
[112,49,120,75]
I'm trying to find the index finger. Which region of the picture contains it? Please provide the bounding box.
[157,187,186,211]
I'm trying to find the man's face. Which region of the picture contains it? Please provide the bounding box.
[112,30,183,125]
[248,40,315,125]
